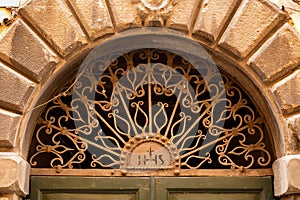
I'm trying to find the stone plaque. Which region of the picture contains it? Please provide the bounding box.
[121,134,180,172]
[127,141,172,170]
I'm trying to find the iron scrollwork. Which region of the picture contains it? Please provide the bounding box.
[29,49,273,173]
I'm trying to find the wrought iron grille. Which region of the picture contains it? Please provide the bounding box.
[28,49,274,174]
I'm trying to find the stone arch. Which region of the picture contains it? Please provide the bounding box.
[0,0,299,198]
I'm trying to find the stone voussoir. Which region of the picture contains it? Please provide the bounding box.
[166,0,198,32]
[273,70,300,115]
[248,23,300,83]
[0,109,20,148]
[0,153,30,197]
[67,0,114,41]
[286,115,300,154]
[0,19,59,81]
[108,0,141,32]
[218,0,286,58]
[273,155,300,197]
[0,193,22,200]
[0,62,35,113]
[19,0,87,57]
[193,0,240,42]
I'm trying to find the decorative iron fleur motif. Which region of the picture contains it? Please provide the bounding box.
[28,49,273,172]
[132,0,178,26]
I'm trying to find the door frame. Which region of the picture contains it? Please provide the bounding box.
[31,176,273,200]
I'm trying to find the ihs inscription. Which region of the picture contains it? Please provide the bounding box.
[137,146,165,166]
[127,141,173,170]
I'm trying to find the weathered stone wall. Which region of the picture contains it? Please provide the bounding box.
[0,0,299,199]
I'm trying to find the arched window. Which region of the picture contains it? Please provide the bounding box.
[28,28,275,200]
[28,43,274,176]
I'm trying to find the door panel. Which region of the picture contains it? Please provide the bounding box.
[42,193,136,200]
[31,176,272,200]
[168,193,260,200]
[154,177,273,200]
[30,176,150,200]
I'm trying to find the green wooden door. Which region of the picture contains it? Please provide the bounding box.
[30,177,151,200]
[154,177,273,200]
[31,176,273,200]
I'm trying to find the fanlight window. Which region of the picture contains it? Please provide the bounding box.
[28,49,274,175]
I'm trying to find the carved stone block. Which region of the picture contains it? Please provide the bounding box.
[167,0,197,32]
[0,193,21,200]
[273,155,300,197]
[0,19,58,81]
[19,0,87,56]
[249,23,300,83]
[68,0,114,40]
[132,0,178,26]
[0,62,35,112]
[286,116,300,154]
[219,0,285,58]
[0,110,20,148]
[193,0,239,42]
[0,153,30,196]
[273,70,300,115]
[108,0,141,31]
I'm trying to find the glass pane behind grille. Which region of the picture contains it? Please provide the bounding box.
[28,49,274,173]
